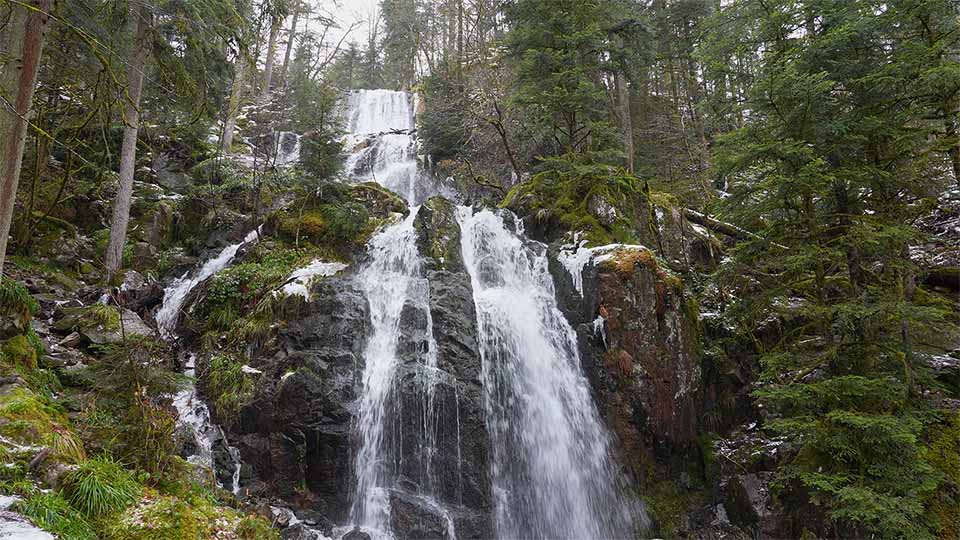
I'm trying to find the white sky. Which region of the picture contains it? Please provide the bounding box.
[312,0,380,46]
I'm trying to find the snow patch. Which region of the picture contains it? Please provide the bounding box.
[556,235,648,297]
[279,260,348,300]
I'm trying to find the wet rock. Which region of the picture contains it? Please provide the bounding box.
[342,527,371,540]
[415,196,464,270]
[551,245,701,472]
[389,490,450,540]
[231,277,367,522]
[281,523,326,540]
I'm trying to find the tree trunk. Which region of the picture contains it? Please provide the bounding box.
[221,57,246,155]
[0,0,51,275]
[279,7,300,88]
[105,2,150,279]
[615,69,634,173]
[260,16,280,103]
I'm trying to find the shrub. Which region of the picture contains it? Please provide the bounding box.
[61,456,141,517]
[206,354,255,423]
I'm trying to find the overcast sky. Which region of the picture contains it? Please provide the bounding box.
[313,0,379,46]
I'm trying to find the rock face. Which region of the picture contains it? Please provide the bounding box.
[550,245,701,475]
[234,277,368,520]
[223,198,492,537]
[412,197,492,538]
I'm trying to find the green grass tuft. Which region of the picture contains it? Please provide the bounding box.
[61,456,141,517]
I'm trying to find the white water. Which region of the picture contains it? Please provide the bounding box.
[170,354,243,494]
[279,259,348,300]
[342,90,422,204]
[350,208,453,539]
[156,227,260,335]
[274,131,301,166]
[457,207,641,539]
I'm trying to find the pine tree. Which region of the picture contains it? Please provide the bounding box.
[504,0,616,158]
[710,1,957,537]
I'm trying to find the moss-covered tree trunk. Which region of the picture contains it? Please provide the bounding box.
[105,1,150,279]
[0,0,51,275]
[220,57,246,155]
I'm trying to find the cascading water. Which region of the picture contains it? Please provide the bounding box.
[457,206,641,539]
[157,229,259,494]
[156,227,260,336]
[349,209,454,539]
[274,131,301,166]
[342,89,421,204]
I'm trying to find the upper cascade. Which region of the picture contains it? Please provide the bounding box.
[345,89,416,135]
[342,89,440,205]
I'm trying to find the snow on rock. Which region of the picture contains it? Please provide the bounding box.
[556,233,649,297]
[279,259,348,300]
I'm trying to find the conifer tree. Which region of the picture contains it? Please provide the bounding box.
[711,1,956,536]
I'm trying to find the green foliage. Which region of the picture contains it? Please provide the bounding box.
[419,74,471,161]
[85,337,181,475]
[0,277,38,330]
[708,1,960,537]
[61,456,141,517]
[501,153,646,244]
[205,353,256,422]
[16,493,98,540]
[505,0,618,155]
[199,247,310,335]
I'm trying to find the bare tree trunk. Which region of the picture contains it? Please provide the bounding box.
[616,73,635,173]
[0,0,51,275]
[279,6,300,88]
[260,16,280,103]
[105,2,150,279]
[221,57,246,155]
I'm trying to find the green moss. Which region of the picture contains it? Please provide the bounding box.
[1,334,39,370]
[924,413,960,538]
[105,494,206,540]
[641,480,705,538]
[237,514,280,540]
[0,386,85,462]
[500,153,647,246]
[206,353,256,423]
[103,491,277,540]
[54,304,120,333]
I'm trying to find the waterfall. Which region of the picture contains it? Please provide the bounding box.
[341,89,422,204]
[158,231,258,494]
[274,131,301,166]
[457,206,640,540]
[350,208,452,539]
[155,227,260,336]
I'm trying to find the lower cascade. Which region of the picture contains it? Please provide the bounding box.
[457,206,642,539]
[350,207,455,539]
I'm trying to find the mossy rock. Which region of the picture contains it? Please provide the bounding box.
[0,277,39,331]
[1,334,39,370]
[0,384,85,462]
[500,154,650,246]
[348,181,408,216]
[414,196,463,270]
[104,493,278,540]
